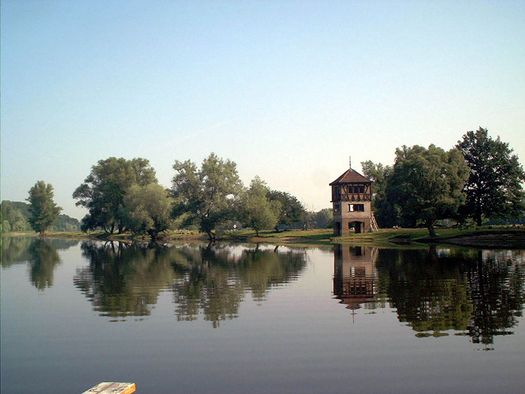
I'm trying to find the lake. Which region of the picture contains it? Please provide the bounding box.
[1,237,524,393]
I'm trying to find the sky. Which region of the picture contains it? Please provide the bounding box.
[2,0,524,219]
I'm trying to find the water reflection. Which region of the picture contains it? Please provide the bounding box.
[1,237,79,290]
[74,242,177,320]
[333,245,525,348]
[3,238,523,344]
[333,246,384,313]
[74,242,307,326]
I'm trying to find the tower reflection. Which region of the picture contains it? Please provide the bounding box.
[333,245,379,312]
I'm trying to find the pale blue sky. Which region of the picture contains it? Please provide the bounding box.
[2,0,524,219]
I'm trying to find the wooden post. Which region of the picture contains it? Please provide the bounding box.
[82,382,136,394]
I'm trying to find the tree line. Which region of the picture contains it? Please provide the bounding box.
[70,154,308,241]
[1,200,80,234]
[361,127,525,235]
[5,155,325,239]
[10,127,524,239]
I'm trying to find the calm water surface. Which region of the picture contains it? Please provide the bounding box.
[1,237,524,393]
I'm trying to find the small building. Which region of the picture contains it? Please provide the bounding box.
[330,166,377,235]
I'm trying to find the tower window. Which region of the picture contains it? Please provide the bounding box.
[349,204,364,212]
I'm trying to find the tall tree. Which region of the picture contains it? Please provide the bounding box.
[123,183,173,241]
[27,181,62,236]
[241,177,281,236]
[73,157,156,233]
[386,145,469,236]
[361,160,397,227]
[457,127,525,226]
[267,190,306,231]
[171,153,243,241]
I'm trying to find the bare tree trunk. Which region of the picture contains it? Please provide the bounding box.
[426,219,436,237]
[205,230,214,242]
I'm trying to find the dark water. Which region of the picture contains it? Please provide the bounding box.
[1,238,524,394]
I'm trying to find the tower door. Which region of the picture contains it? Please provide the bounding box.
[349,221,362,233]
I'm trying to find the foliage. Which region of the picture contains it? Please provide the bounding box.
[267,190,306,230]
[123,183,173,240]
[305,208,333,229]
[171,153,243,240]
[73,157,157,233]
[240,177,281,236]
[386,145,469,236]
[361,160,397,227]
[51,214,81,232]
[1,201,31,232]
[457,127,525,226]
[27,181,62,236]
[1,200,79,233]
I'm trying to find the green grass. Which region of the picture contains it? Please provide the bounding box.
[222,226,525,247]
[3,226,524,247]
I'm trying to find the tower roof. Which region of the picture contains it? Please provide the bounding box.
[329,168,371,185]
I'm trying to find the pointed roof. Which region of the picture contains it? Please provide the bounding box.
[329,168,371,185]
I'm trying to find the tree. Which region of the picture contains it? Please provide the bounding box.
[241,177,281,236]
[386,145,469,237]
[267,190,306,231]
[457,127,525,226]
[1,201,31,232]
[27,181,62,236]
[361,161,397,227]
[171,153,243,241]
[123,183,173,241]
[73,157,156,233]
[304,208,333,229]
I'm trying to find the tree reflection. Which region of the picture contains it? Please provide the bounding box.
[1,237,78,267]
[170,244,307,327]
[466,250,525,347]
[74,241,176,319]
[28,239,61,290]
[374,248,525,346]
[376,248,473,336]
[1,236,33,267]
[1,237,78,290]
[74,242,307,326]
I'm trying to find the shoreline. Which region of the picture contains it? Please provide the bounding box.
[3,227,525,249]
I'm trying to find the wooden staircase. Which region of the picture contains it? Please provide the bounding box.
[370,212,379,232]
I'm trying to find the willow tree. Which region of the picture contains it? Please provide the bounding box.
[123,183,173,241]
[27,181,62,236]
[241,177,281,236]
[171,153,243,241]
[73,157,156,233]
[386,145,469,236]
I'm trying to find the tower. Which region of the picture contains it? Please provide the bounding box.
[329,165,375,235]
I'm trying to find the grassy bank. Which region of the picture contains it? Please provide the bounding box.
[222,226,525,248]
[3,226,524,248]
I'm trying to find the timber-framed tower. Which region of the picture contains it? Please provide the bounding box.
[330,166,378,235]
